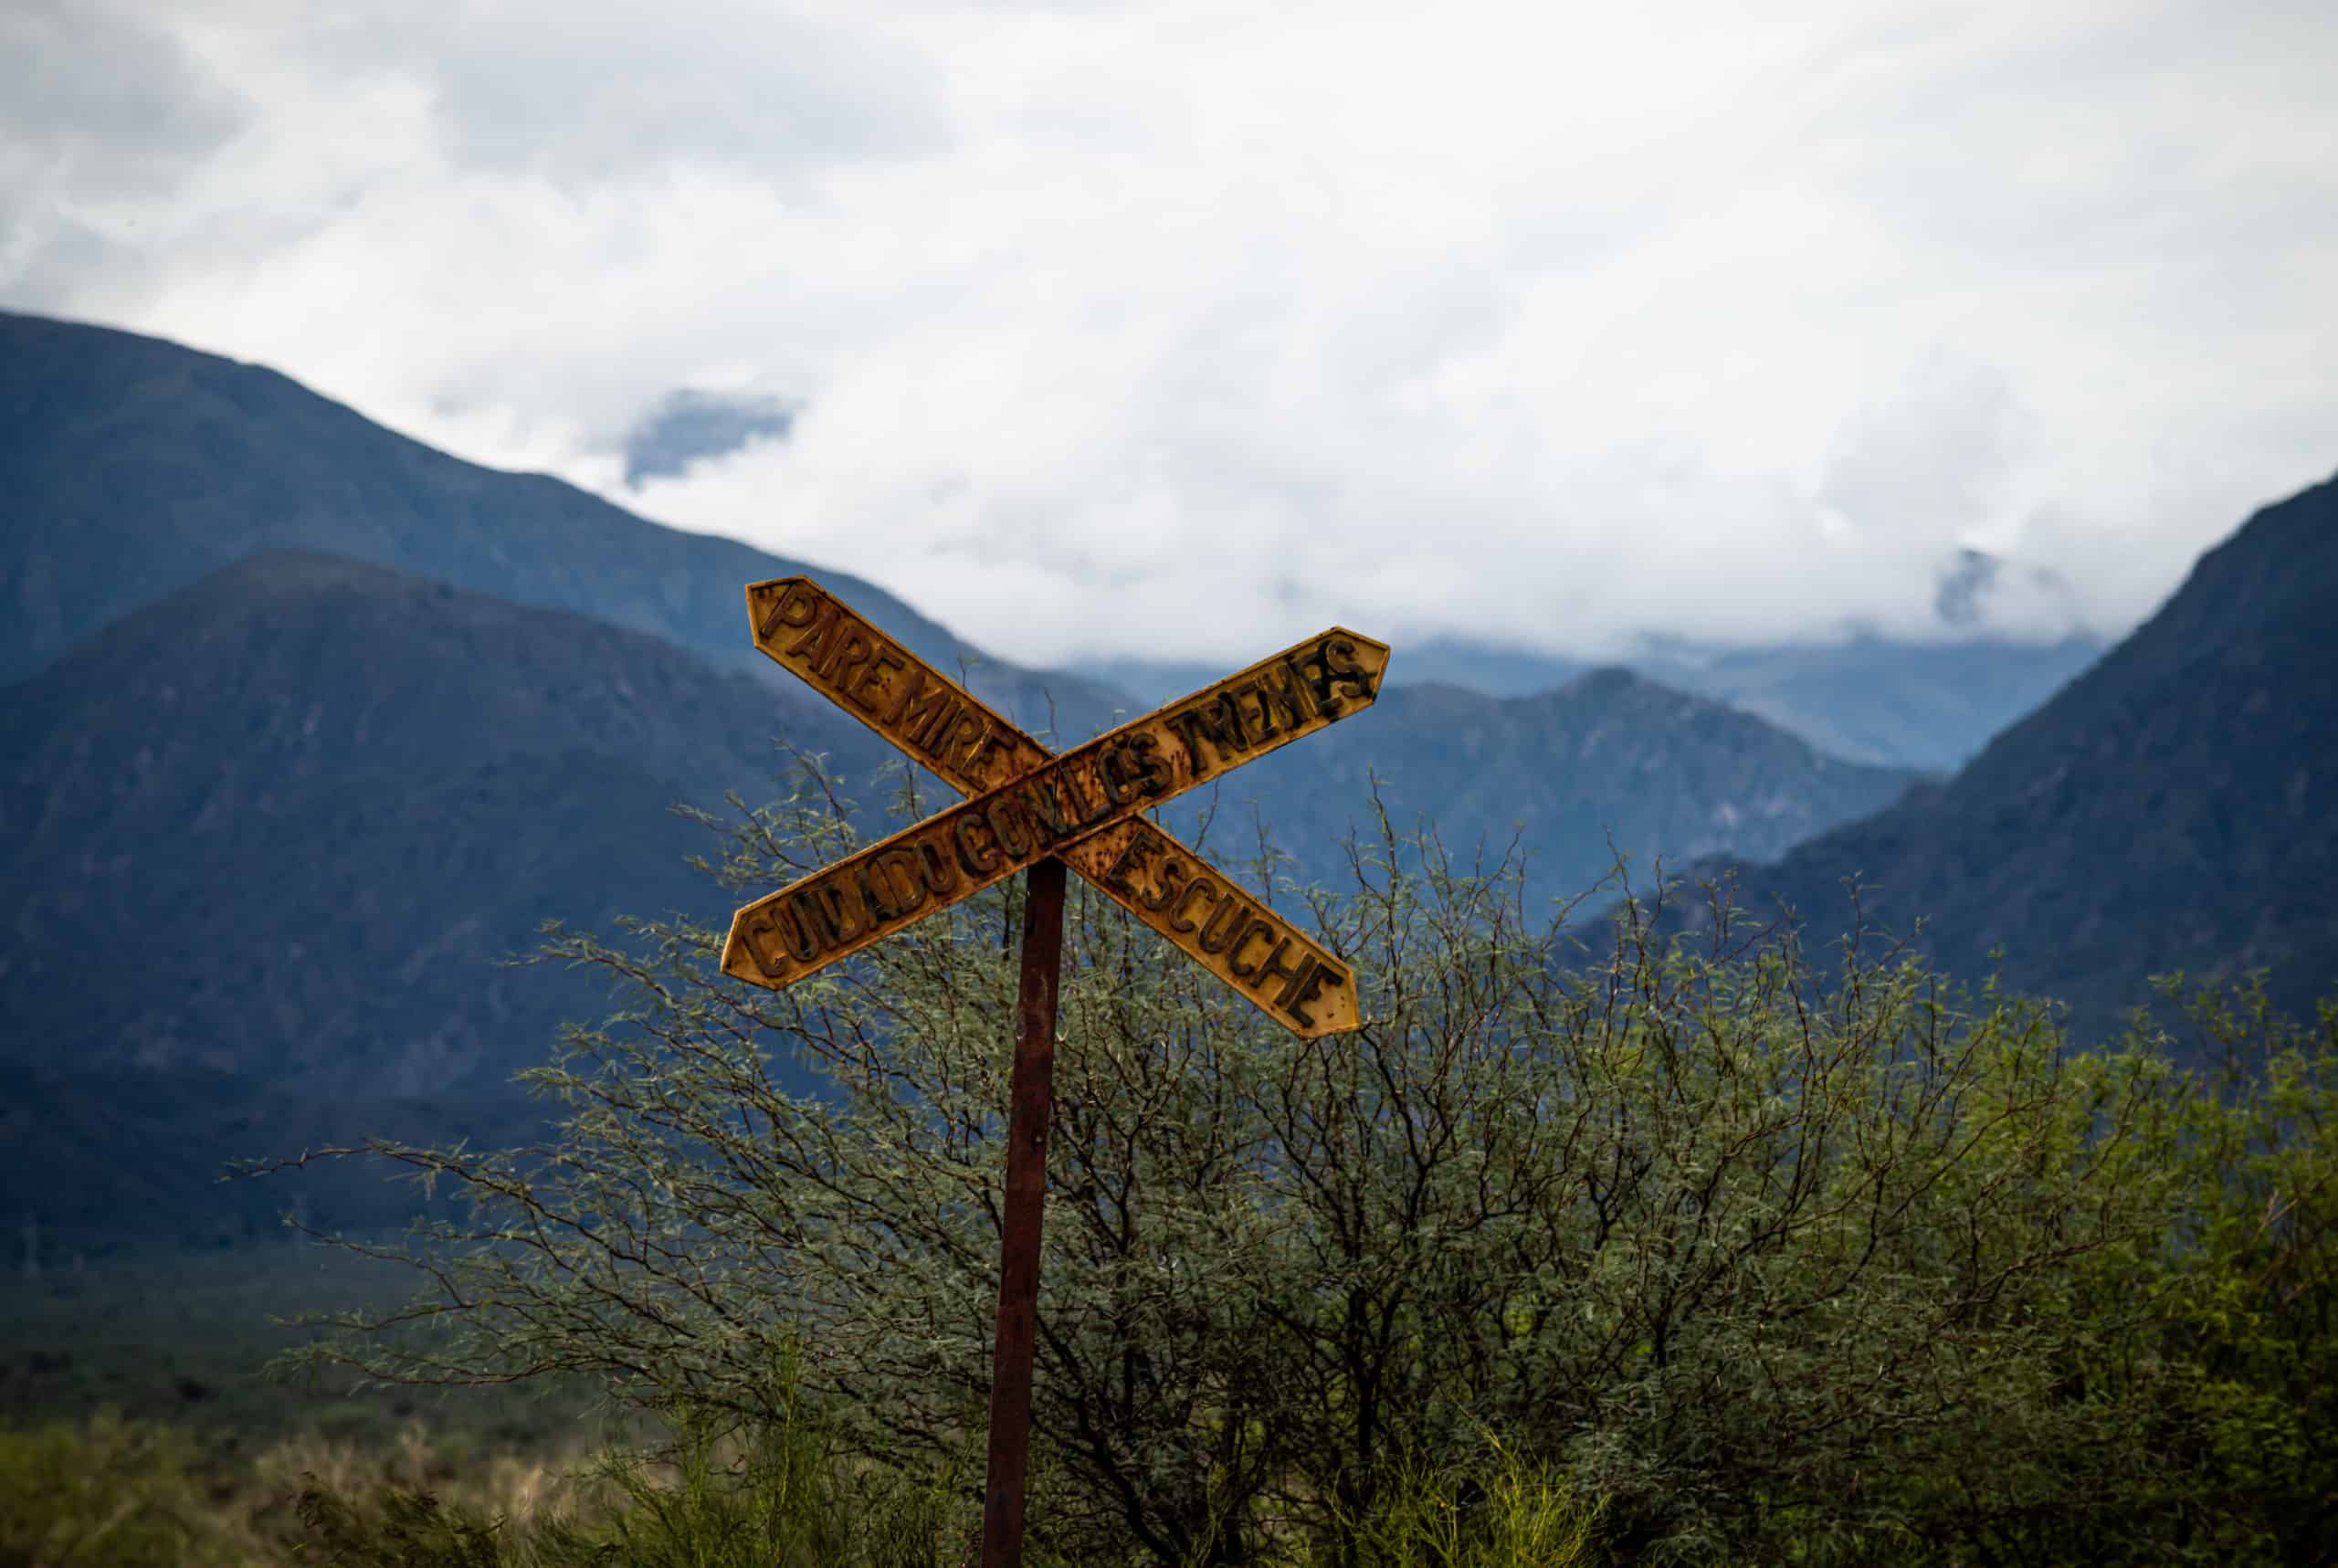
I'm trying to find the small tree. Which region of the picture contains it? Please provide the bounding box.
[269,759,2338,1565]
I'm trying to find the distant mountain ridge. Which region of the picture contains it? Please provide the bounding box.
[0,549,896,1099]
[0,309,1123,740]
[1098,625,2104,773]
[26,305,2242,1241]
[1155,668,1921,909]
[5,310,2093,774]
[1671,469,2338,1042]
[2,547,1922,1237]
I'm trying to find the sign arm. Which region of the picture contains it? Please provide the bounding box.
[721,616,1387,1032]
[736,577,1370,1037]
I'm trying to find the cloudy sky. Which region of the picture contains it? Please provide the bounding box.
[6,0,2334,667]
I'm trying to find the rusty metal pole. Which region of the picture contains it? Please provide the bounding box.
[980,854,1069,1568]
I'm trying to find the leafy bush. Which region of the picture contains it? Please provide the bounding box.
[0,1412,243,1567]
[269,768,2338,1564]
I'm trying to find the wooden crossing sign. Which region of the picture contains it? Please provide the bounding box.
[721,575,1388,1567]
[721,576,1385,1034]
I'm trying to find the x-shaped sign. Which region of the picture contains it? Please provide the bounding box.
[721,577,1388,1036]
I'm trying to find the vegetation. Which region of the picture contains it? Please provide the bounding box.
[216,762,2334,1566]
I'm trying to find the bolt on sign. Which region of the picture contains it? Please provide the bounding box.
[721,576,1389,1567]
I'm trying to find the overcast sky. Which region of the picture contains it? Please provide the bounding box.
[6,0,2334,666]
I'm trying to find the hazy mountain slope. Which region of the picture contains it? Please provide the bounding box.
[1152,669,1923,910]
[1674,470,2338,1039]
[1632,633,2105,770]
[0,550,896,1100]
[2,549,1922,1105]
[0,310,1123,738]
[1098,631,2102,772]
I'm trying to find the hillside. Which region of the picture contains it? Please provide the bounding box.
[1098,625,2101,773]
[0,549,896,1100]
[1629,630,2104,770]
[0,310,1124,738]
[1150,668,1922,910]
[1674,470,2338,1039]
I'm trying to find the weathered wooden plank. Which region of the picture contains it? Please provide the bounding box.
[722,603,1387,1036]
[737,576,1365,1035]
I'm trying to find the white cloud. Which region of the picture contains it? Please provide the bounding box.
[6,0,2334,667]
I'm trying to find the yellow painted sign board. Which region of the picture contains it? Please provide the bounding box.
[710,574,1392,1563]
[721,576,1388,1036]
[731,578,1370,1034]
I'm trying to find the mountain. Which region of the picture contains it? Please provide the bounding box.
[0,551,1921,1239]
[0,310,1122,740]
[1,548,922,1238]
[1630,631,2106,771]
[1098,629,2103,773]
[1,549,1920,1098]
[0,311,1951,1237]
[1148,669,1922,910]
[1090,637,1589,711]
[1670,471,2338,1041]
[0,549,897,1100]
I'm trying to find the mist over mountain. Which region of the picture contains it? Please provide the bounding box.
[0,549,899,1100]
[622,388,797,488]
[1628,629,2105,771]
[1148,670,1921,910]
[1097,597,2104,773]
[0,313,1963,1237]
[1670,470,2338,1043]
[9,307,2322,1238]
[0,310,1122,740]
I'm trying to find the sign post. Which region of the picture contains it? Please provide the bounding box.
[982,853,1066,1566]
[721,577,1387,1565]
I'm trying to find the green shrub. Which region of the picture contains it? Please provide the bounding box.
[0,1412,242,1567]
[268,769,2338,1564]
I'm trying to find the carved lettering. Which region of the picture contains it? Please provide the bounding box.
[964,727,1011,785]
[873,848,929,918]
[1278,957,1332,1026]
[787,602,841,666]
[943,713,987,770]
[777,901,821,963]
[741,909,798,978]
[806,881,865,946]
[1237,679,1278,742]
[1322,636,1376,700]
[1169,701,1238,775]
[953,814,1003,876]
[1169,872,1215,933]
[856,862,894,923]
[757,580,822,642]
[1019,778,1074,843]
[1144,857,1191,915]
[913,839,958,898]
[1097,742,1135,807]
[850,646,906,711]
[1197,890,1249,954]
[910,691,963,752]
[1252,935,1310,999]
[885,668,951,743]
[1296,645,1344,717]
[1226,918,1276,977]
[1220,685,1261,747]
[820,626,873,688]
[728,584,1387,1032]
[985,799,1033,862]
[1260,660,1321,731]
[784,892,830,957]
[1056,764,1114,831]
[1101,826,1156,897]
[1125,731,1173,795]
